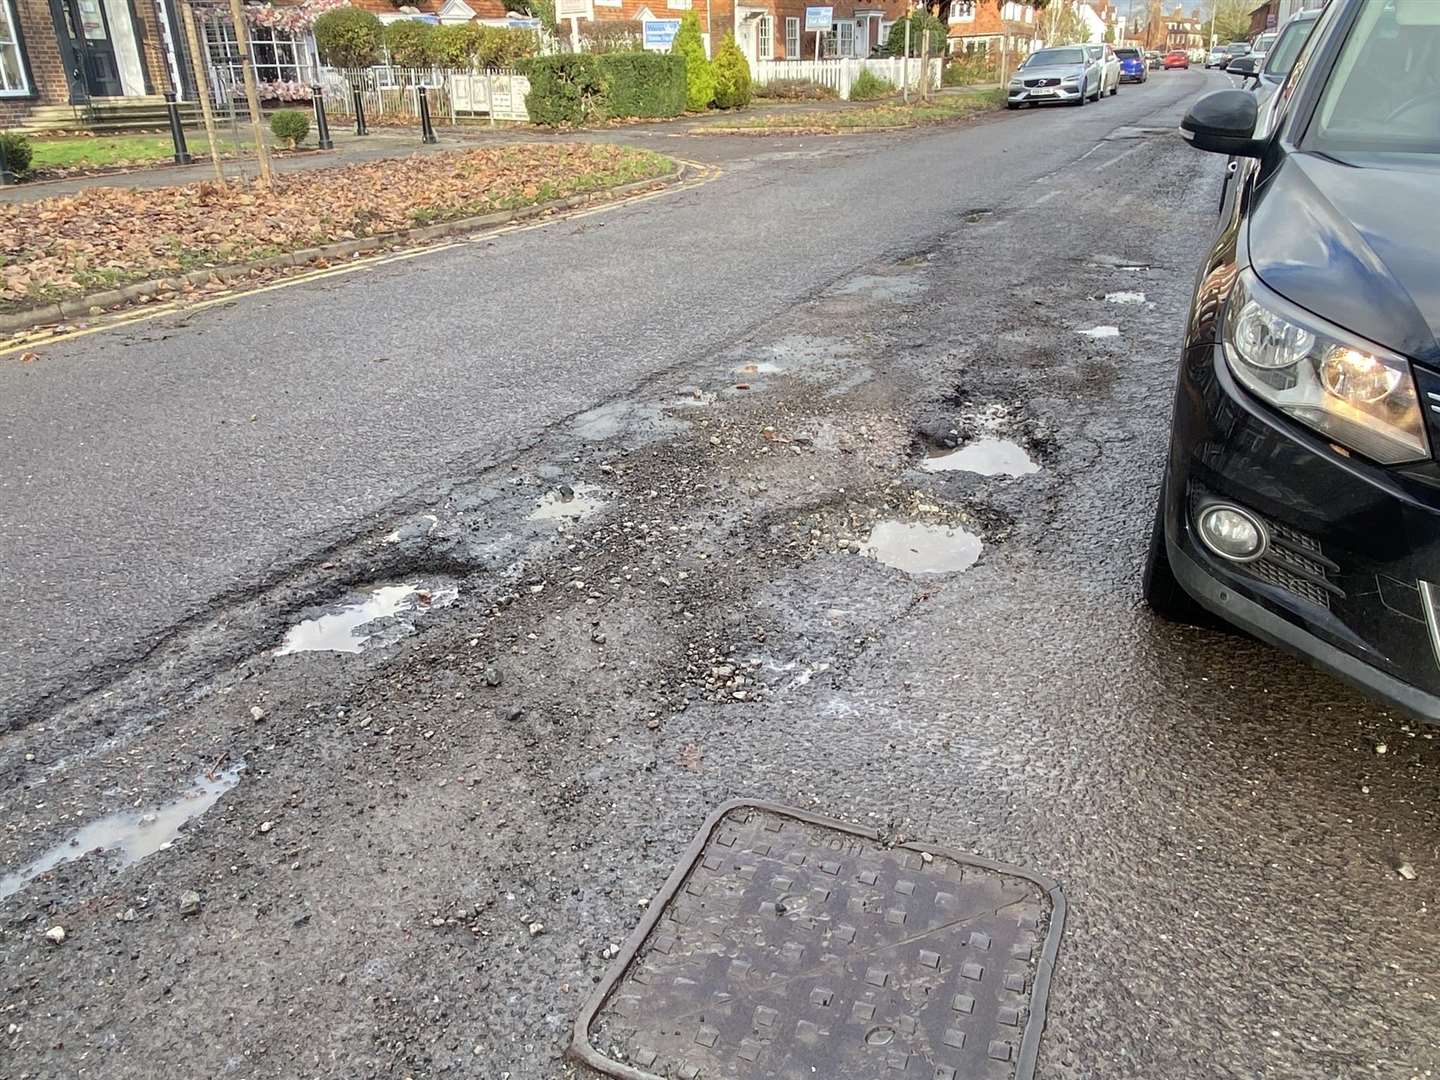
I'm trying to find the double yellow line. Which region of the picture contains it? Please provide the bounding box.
[0,159,717,361]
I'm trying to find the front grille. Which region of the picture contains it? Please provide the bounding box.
[1189,490,1343,609]
[1249,556,1333,608]
[1024,77,1061,87]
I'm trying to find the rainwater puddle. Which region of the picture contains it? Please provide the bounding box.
[1078,325,1121,339]
[863,521,982,575]
[383,514,439,544]
[735,361,785,375]
[275,584,458,655]
[0,766,243,901]
[923,438,1039,477]
[1104,291,1146,305]
[529,483,607,522]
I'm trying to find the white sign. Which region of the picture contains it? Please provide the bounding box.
[803,5,833,31]
[643,18,681,49]
[555,0,594,19]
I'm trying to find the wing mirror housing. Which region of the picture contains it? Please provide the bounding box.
[1180,88,1264,157]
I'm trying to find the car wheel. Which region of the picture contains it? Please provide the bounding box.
[1075,80,1086,105]
[1110,81,1118,96]
[1142,481,1211,625]
[1006,102,1019,110]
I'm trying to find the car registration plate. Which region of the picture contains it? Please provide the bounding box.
[1032,88,1057,96]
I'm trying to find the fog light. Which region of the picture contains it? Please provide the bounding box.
[1196,504,1267,562]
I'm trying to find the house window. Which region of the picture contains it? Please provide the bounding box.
[877,19,890,48]
[949,0,975,22]
[756,14,773,59]
[785,16,799,56]
[666,0,691,9]
[206,21,311,84]
[836,18,854,56]
[0,0,30,96]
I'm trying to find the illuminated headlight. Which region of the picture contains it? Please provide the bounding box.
[1222,269,1429,465]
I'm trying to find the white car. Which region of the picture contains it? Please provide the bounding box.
[1084,43,1121,97]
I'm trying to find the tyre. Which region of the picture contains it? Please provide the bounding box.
[1110,82,1118,96]
[1142,481,1211,624]
[1006,102,1019,109]
[1075,80,1086,105]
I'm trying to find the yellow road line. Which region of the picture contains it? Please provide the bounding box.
[0,161,717,361]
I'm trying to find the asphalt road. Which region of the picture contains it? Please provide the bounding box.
[2,69,1438,1080]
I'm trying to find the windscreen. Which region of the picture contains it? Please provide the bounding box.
[1025,48,1085,65]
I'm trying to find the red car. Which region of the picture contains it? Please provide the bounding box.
[1163,50,1190,69]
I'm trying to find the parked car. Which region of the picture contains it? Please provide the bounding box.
[1086,42,1122,96]
[1115,45,1148,83]
[1206,45,1229,67]
[1148,0,1440,723]
[1006,46,1103,107]
[1249,29,1278,65]
[1253,7,1323,91]
[1146,50,1163,69]
[1164,49,1190,69]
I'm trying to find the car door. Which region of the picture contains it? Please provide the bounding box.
[1084,45,1102,95]
[1103,45,1119,90]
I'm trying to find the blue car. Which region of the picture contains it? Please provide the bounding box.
[1114,46,1147,83]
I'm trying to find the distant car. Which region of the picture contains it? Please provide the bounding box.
[1249,29,1277,65]
[1205,46,1229,67]
[1253,7,1322,91]
[1006,45,1102,107]
[1146,50,1163,69]
[1164,49,1190,69]
[1114,45,1148,83]
[1085,42,1121,96]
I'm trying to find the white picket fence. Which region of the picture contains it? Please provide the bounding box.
[316,66,531,124]
[752,57,942,99]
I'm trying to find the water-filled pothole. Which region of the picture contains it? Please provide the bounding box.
[1078,325,1120,339]
[735,361,784,375]
[923,438,1039,477]
[0,765,244,901]
[528,483,607,522]
[863,521,982,575]
[275,583,458,655]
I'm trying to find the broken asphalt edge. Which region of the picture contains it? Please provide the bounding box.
[0,163,689,340]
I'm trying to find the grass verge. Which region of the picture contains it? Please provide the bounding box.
[707,88,1006,133]
[0,144,674,313]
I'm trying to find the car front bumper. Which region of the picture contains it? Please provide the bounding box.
[1007,83,1083,104]
[1164,341,1440,723]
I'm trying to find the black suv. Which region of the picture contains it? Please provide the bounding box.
[1148,0,1440,721]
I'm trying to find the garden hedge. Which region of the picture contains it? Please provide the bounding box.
[524,52,686,125]
[523,54,606,126]
[594,52,686,118]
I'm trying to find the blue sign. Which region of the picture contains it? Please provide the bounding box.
[507,15,541,26]
[643,18,682,49]
[804,5,833,31]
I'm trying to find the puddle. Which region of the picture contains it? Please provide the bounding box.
[735,361,785,375]
[0,766,244,901]
[275,583,458,655]
[383,514,439,544]
[672,388,717,409]
[829,274,924,301]
[862,521,982,575]
[529,483,607,522]
[570,400,677,442]
[923,438,1039,477]
[1104,291,1146,305]
[1078,325,1120,339]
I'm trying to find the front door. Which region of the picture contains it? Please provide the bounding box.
[62,0,124,97]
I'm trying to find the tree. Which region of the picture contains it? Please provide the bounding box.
[670,12,715,110]
[881,10,946,57]
[712,34,753,109]
[383,19,438,66]
[1102,27,1114,43]
[313,7,383,68]
[1200,0,1253,43]
[1045,1,1094,44]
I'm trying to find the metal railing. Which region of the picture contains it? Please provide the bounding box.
[315,66,531,124]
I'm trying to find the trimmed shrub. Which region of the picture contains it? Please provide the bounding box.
[383,19,438,66]
[881,11,947,58]
[942,52,998,86]
[670,12,714,111]
[523,54,605,126]
[313,8,383,68]
[711,33,752,109]
[269,109,310,149]
[433,22,484,66]
[594,52,686,118]
[0,130,33,175]
[847,69,893,101]
[475,25,539,68]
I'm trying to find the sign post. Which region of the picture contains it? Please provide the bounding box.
[554,0,593,50]
[804,5,832,60]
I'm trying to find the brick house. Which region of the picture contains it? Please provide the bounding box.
[946,0,1036,56]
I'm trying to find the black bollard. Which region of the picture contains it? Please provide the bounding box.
[311,84,334,150]
[418,85,438,145]
[352,87,367,136]
[164,91,193,165]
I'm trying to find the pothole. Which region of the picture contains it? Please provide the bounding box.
[828,273,925,301]
[1102,291,1146,305]
[863,520,982,575]
[735,361,785,375]
[0,764,244,901]
[529,483,608,522]
[275,583,459,655]
[923,438,1039,477]
[1078,325,1120,339]
[383,514,439,544]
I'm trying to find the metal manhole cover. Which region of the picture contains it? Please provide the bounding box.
[571,801,1065,1080]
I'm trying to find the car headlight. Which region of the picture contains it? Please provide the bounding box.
[1009,76,1022,85]
[1223,269,1429,465]
[1062,75,1079,84]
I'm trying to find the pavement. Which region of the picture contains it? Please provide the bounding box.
[1,68,1438,1080]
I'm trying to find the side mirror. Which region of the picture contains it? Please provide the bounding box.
[1180,88,1264,157]
[1227,56,1257,76]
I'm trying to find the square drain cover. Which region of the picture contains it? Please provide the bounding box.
[571,801,1065,1080]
